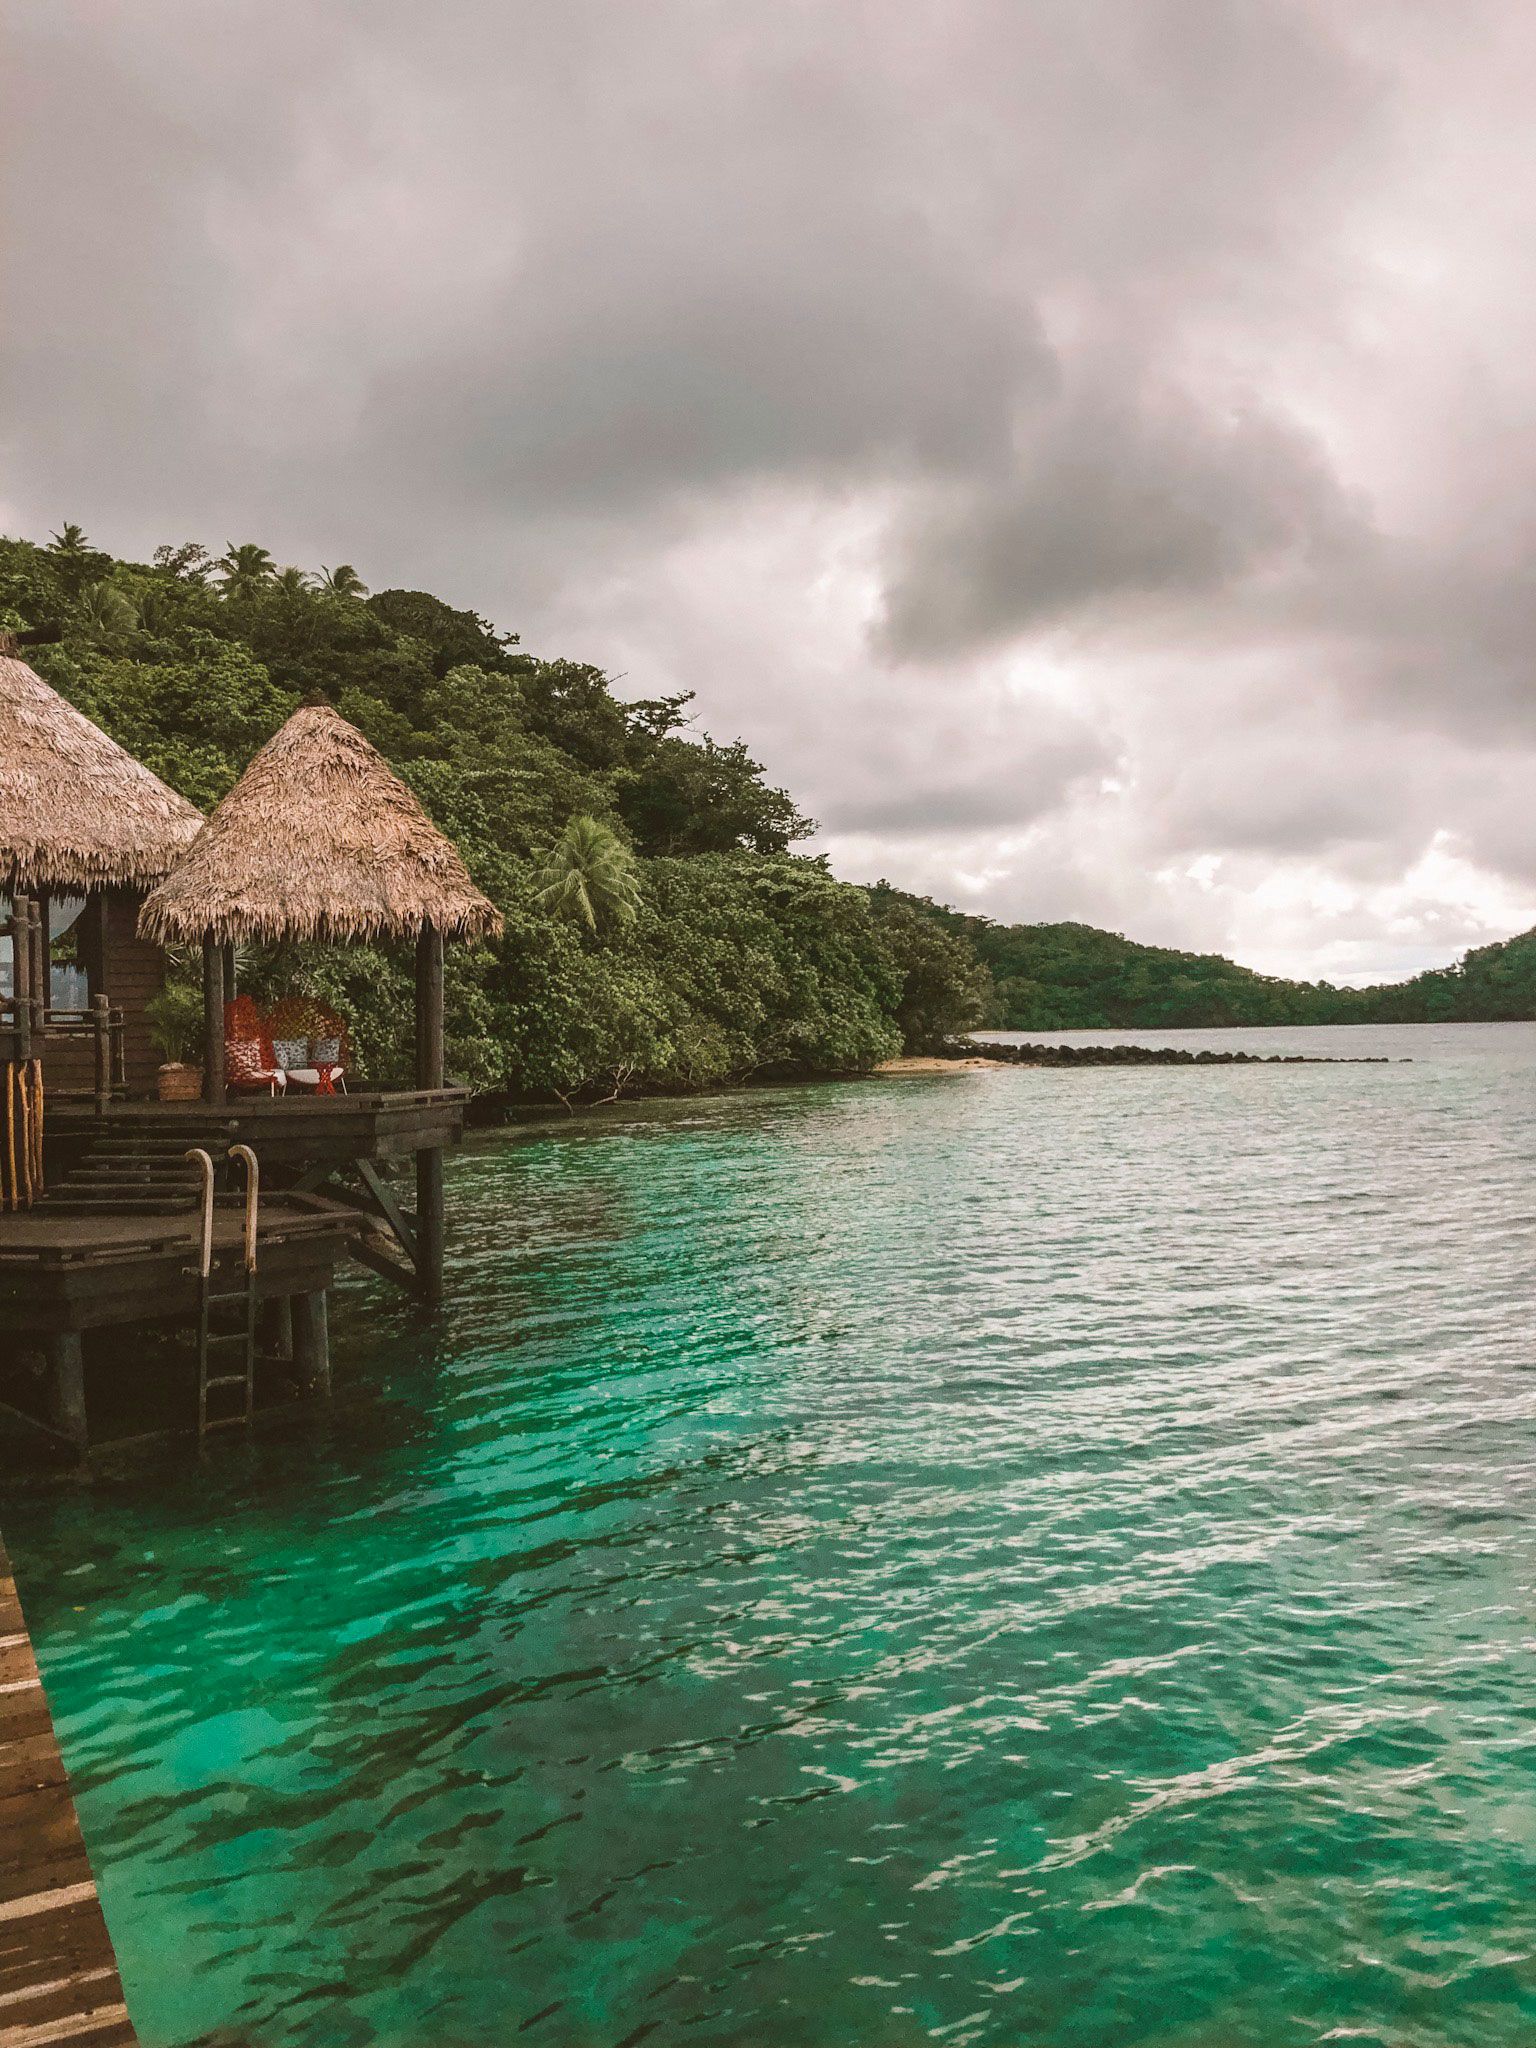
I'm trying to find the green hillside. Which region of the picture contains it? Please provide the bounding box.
[867,884,1536,1032]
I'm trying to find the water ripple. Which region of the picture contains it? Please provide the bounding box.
[7,1023,1536,2046]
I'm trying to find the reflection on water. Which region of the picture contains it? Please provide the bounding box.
[7,1023,1536,2047]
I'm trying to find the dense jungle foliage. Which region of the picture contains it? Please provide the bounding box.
[0,528,990,1096]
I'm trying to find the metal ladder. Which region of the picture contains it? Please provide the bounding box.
[186,1145,260,1439]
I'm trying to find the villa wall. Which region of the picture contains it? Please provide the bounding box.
[42,890,168,1100]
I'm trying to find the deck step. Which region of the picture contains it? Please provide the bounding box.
[69,1171,199,1187]
[94,1137,231,1151]
[39,1200,199,1216]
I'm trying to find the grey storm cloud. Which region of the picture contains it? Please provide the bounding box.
[877,389,1365,657]
[6,0,1536,975]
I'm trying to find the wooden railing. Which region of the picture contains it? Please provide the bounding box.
[4,894,127,1111]
[43,1001,128,1112]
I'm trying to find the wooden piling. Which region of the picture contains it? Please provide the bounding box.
[414,921,446,1304]
[415,1149,445,1307]
[292,1291,331,1397]
[42,1336,86,1453]
[262,1295,294,1364]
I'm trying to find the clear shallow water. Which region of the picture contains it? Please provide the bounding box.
[6,1023,1536,2048]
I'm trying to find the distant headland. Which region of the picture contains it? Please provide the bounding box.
[868,883,1536,1035]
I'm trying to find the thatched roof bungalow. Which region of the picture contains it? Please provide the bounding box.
[0,653,204,1097]
[139,705,499,948]
[0,653,202,893]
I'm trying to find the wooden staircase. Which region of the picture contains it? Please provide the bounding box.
[40,1123,235,1214]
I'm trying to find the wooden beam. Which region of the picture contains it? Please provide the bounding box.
[355,1157,418,1262]
[201,932,225,1106]
[348,1232,416,1290]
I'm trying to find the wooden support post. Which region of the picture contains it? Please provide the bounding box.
[30,891,48,1033]
[292,1290,331,1397]
[416,1146,445,1305]
[416,922,444,1090]
[262,1295,294,1362]
[415,920,446,1303]
[43,1332,86,1450]
[202,930,226,1105]
[82,888,109,999]
[11,893,30,1062]
[92,993,111,1115]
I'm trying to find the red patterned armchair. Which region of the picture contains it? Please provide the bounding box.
[224,995,285,1095]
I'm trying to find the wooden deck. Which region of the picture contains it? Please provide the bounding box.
[0,1200,357,1336]
[0,1535,135,2047]
[0,1200,357,1449]
[47,1088,470,1171]
[44,1090,466,1299]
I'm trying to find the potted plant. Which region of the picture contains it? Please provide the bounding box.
[144,983,205,1101]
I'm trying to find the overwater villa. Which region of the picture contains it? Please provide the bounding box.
[0,648,203,1119]
[0,658,499,1452]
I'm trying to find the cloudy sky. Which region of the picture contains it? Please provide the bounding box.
[6,2,1536,982]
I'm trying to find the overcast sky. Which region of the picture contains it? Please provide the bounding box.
[6,2,1536,982]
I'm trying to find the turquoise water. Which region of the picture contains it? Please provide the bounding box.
[7,1023,1536,2047]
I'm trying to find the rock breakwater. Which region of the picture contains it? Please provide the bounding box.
[946,1040,1395,1067]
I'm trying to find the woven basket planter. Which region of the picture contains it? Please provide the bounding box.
[157,1063,203,1102]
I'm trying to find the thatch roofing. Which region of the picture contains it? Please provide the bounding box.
[138,705,501,945]
[0,654,204,892]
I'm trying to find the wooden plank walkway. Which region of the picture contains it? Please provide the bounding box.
[0,1537,135,2048]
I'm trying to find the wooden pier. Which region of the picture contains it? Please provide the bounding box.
[45,1087,469,1300]
[0,1198,357,1451]
[0,1534,135,2047]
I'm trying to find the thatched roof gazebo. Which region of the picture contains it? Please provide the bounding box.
[139,705,500,952]
[139,706,500,1300]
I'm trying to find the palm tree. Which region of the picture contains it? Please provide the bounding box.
[47,523,96,595]
[318,563,368,598]
[273,565,316,598]
[73,581,138,643]
[533,816,642,933]
[217,543,276,600]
